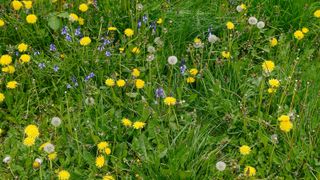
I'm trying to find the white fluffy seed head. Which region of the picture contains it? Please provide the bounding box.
[147,46,156,53]
[35,158,43,164]
[51,117,61,127]
[216,161,226,171]
[168,56,178,65]
[257,21,265,29]
[43,143,55,153]
[3,155,11,164]
[208,34,219,43]
[236,5,243,12]
[248,17,258,25]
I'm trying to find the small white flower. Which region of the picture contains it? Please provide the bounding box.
[168,56,178,65]
[216,161,226,171]
[208,34,220,43]
[85,97,95,106]
[3,155,11,164]
[43,143,55,153]
[147,46,156,53]
[136,3,143,11]
[236,5,243,12]
[51,117,61,127]
[146,54,155,61]
[257,21,265,29]
[35,158,43,164]
[248,17,258,25]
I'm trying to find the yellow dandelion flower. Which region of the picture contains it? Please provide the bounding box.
[80,36,91,46]
[267,88,276,94]
[164,97,176,106]
[78,17,85,25]
[20,54,31,63]
[7,81,18,89]
[124,28,134,37]
[0,93,5,102]
[58,170,70,180]
[135,79,145,89]
[22,1,33,9]
[2,65,15,74]
[105,147,111,155]
[262,60,275,73]
[79,3,89,12]
[314,9,320,18]
[239,145,251,155]
[95,155,105,168]
[108,27,117,31]
[48,152,57,160]
[270,37,278,47]
[105,78,115,87]
[0,19,5,27]
[69,13,79,22]
[132,68,140,77]
[279,121,293,132]
[133,121,146,129]
[97,141,109,151]
[12,1,23,10]
[24,124,40,138]
[0,54,13,65]
[157,18,163,24]
[226,21,235,30]
[39,142,51,150]
[18,43,28,52]
[221,51,231,59]
[189,68,198,76]
[23,137,36,146]
[278,115,290,122]
[240,3,247,10]
[302,27,309,34]
[244,166,256,176]
[294,30,304,40]
[131,47,140,54]
[186,77,195,83]
[122,118,132,127]
[32,161,41,169]
[268,79,280,88]
[116,79,126,87]
[119,47,125,53]
[103,175,115,180]
[26,14,37,24]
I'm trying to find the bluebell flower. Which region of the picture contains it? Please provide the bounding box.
[34,51,40,56]
[105,51,111,57]
[71,76,79,87]
[61,26,68,35]
[75,27,81,36]
[38,62,46,69]
[53,65,59,72]
[180,63,187,74]
[85,72,95,81]
[15,51,19,57]
[138,19,142,29]
[103,39,111,46]
[66,84,72,89]
[65,34,72,41]
[142,14,148,23]
[50,43,56,51]
[155,88,165,98]
[97,46,105,51]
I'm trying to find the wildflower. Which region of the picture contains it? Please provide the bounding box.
[262,60,275,73]
[239,145,251,155]
[53,65,59,72]
[244,166,256,176]
[186,77,195,83]
[24,124,40,138]
[147,54,155,61]
[105,78,115,87]
[216,161,226,171]
[135,79,145,89]
[221,51,231,59]
[131,47,140,54]
[43,143,55,153]
[314,9,320,18]
[248,17,258,25]
[302,27,309,33]
[48,152,57,160]
[2,65,15,74]
[108,27,117,31]
[189,68,198,76]
[280,120,293,132]
[236,5,243,12]
[97,141,109,151]
[168,56,178,65]
[80,37,91,46]
[240,3,247,10]
[0,19,5,27]
[208,34,219,43]
[193,37,203,48]
[78,17,84,25]
[116,79,126,87]
[103,175,115,180]
[155,88,165,98]
[180,64,187,74]
[164,97,176,106]
[105,51,111,57]
[136,3,144,11]
[147,46,156,53]
[75,27,81,36]
[226,21,235,30]
[132,68,140,77]
[26,14,37,24]
[18,43,28,52]
[294,30,304,40]
[33,160,41,169]
[12,1,23,10]
[23,1,33,9]
[79,3,89,12]
[19,54,31,63]
[96,155,105,168]
[270,38,278,47]
[0,93,5,102]
[268,79,280,88]
[58,170,70,180]
[157,18,163,24]
[124,28,134,37]
[84,72,95,81]
[271,134,278,144]
[3,155,11,164]
[23,137,36,146]
[105,148,111,155]
[268,88,276,94]
[278,115,290,122]
[51,117,61,127]
[69,13,79,22]
[133,121,146,129]
[0,54,12,65]
[7,81,18,89]
[122,118,132,127]
[257,21,265,29]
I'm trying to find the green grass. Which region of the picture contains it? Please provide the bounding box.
[0,0,320,179]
